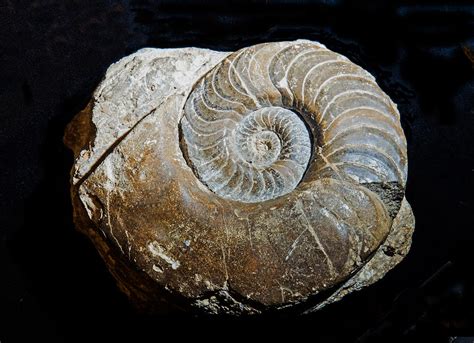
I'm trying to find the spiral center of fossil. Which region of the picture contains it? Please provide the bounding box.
[240,130,281,168]
[232,108,311,185]
[181,102,312,202]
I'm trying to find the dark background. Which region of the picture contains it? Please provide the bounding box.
[1,0,473,341]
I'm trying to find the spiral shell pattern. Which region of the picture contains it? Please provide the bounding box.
[181,41,407,203]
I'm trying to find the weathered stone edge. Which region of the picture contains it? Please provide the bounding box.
[304,197,415,313]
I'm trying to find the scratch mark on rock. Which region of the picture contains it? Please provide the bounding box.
[295,199,336,278]
[124,230,132,260]
[106,191,124,254]
[285,226,308,261]
[221,243,230,283]
[317,146,344,181]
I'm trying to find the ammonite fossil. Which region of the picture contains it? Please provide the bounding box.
[65,40,415,315]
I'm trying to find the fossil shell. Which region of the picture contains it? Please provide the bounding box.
[66,40,414,315]
[181,41,407,205]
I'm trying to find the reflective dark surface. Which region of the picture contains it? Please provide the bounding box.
[0,1,473,341]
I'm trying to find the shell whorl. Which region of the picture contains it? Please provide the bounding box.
[181,41,407,203]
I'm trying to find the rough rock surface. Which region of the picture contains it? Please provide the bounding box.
[64,40,415,315]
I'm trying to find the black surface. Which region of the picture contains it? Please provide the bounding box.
[1,1,473,342]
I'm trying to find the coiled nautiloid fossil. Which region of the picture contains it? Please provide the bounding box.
[66,40,414,315]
